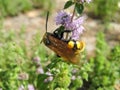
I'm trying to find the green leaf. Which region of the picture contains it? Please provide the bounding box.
[82,72,88,81]
[75,3,84,15]
[64,1,74,9]
[37,74,49,90]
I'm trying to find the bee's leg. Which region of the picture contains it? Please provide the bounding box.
[63,30,72,33]
[53,29,63,39]
[53,29,58,36]
[62,30,72,41]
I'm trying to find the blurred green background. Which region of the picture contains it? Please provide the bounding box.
[0,0,120,90]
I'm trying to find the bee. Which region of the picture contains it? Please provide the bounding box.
[41,12,85,64]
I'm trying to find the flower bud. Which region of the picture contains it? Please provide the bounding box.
[18,85,24,90]
[18,72,29,80]
[32,56,41,64]
[45,71,52,76]
[44,76,53,83]
[28,84,35,90]
[36,67,44,74]
[71,75,76,80]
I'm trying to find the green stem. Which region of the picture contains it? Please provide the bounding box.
[71,3,76,22]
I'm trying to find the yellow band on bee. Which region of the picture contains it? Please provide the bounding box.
[76,41,81,49]
[67,40,85,52]
[67,41,74,49]
[79,41,85,52]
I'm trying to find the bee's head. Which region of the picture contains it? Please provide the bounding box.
[42,33,51,45]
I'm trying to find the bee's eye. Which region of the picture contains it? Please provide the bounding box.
[43,34,51,45]
[45,38,51,45]
[67,41,74,49]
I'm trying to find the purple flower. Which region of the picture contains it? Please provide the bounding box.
[72,69,78,74]
[55,10,86,40]
[36,67,44,74]
[18,85,24,90]
[32,56,41,64]
[28,84,35,90]
[72,26,84,40]
[71,75,76,80]
[80,0,92,3]
[18,72,29,80]
[44,76,53,83]
[55,10,71,25]
[85,0,92,3]
[65,16,85,40]
[48,76,53,81]
[45,71,52,76]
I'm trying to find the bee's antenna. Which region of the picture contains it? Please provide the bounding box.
[40,12,49,44]
[46,11,49,32]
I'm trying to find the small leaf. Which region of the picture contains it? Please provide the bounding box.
[37,74,49,89]
[82,72,88,81]
[64,1,74,9]
[75,3,84,14]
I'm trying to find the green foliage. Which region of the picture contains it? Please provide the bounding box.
[0,0,32,17]
[32,0,55,14]
[0,42,25,89]
[37,55,92,90]
[0,0,120,89]
[64,0,84,15]
[75,3,84,15]
[0,27,119,90]
[64,1,74,9]
[87,32,120,90]
[88,0,119,22]
[0,24,120,90]
[109,45,120,79]
[0,27,47,89]
[0,0,54,17]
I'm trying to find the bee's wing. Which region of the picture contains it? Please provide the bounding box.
[43,33,81,64]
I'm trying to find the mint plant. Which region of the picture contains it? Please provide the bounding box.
[88,0,119,22]
[87,32,120,90]
[38,0,92,90]
[0,0,54,17]
[0,0,120,90]
[0,28,44,90]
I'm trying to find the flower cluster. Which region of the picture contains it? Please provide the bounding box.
[28,84,35,90]
[18,72,29,80]
[44,71,53,83]
[18,84,35,90]
[36,66,44,74]
[55,10,85,40]
[55,10,71,25]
